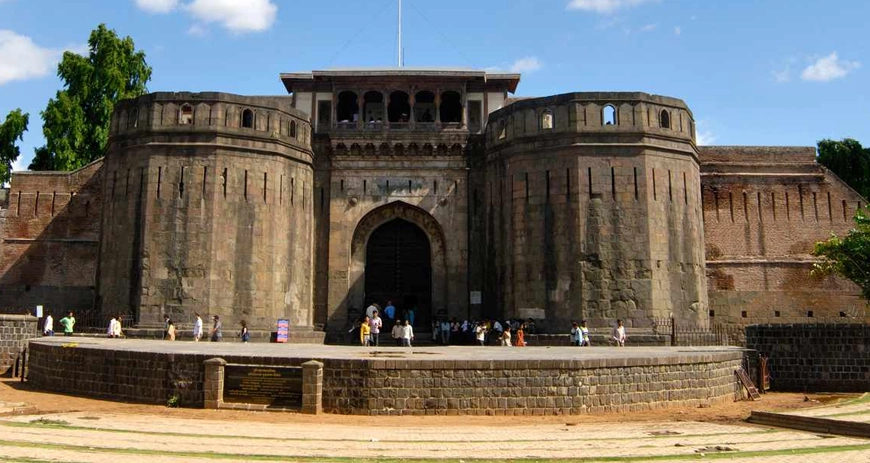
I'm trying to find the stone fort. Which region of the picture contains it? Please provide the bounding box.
[0,68,866,337]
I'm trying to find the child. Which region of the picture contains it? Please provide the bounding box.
[360,316,371,346]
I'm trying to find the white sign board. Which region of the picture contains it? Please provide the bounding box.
[470,291,482,305]
[35,305,43,318]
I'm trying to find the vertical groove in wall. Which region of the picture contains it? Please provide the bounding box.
[434,179,438,194]
[714,191,720,222]
[798,185,805,220]
[729,192,734,222]
[812,192,818,221]
[50,192,56,217]
[827,192,832,221]
[742,192,749,221]
[633,167,638,201]
[667,170,672,202]
[587,167,592,198]
[157,167,162,199]
[757,192,763,222]
[683,172,688,205]
[263,172,268,203]
[202,166,207,197]
[771,192,776,221]
[291,177,295,205]
[611,167,616,200]
[524,173,529,203]
[244,170,248,201]
[785,192,790,221]
[280,175,284,205]
[652,168,657,201]
[222,167,228,199]
[16,192,20,216]
[179,166,185,198]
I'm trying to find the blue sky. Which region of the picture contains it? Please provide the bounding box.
[0,0,867,171]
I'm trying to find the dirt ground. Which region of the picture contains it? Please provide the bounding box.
[0,377,851,426]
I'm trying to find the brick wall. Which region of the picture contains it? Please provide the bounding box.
[745,323,870,392]
[700,147,868,328]
[0,314,38,374]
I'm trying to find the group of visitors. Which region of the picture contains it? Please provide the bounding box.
[570,319,627,347]
[429,318,536,346]
[357,307,415,347]
[42,311,76,337]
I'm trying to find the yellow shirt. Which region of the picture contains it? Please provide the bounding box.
[360,323,371,344]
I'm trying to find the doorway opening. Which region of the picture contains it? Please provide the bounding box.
[364,219,432,329]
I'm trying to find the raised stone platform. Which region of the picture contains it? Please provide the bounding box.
[26,338,745,415]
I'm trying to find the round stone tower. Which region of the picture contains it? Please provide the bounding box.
[99,92,314,330]
[484,92,707,330]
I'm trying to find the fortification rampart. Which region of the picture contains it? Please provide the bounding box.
[0,162,103,314]
[99,92,315,330]
[483,93,706,331]
[699,146,867,326]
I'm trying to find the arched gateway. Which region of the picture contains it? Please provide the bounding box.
[350,202,447,328]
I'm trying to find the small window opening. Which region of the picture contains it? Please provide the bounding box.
[839,311,847,318]
[129,108,139,128]
[242,109,254,128]
[602,105,617,125]
[337,91,360,124]
[774,311,781,317]
[179,104,193,125]
[290,120,297,138]
[541,109,554,130]
[741,311,747,318]
[709,310,715,317]
[807,310,814,318]
[388,91,410,123]
[498,119,507,140]
[659,109,670,129]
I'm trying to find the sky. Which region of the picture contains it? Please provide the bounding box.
[0,0,867,172]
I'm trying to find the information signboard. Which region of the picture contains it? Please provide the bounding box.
[223,365,302,407]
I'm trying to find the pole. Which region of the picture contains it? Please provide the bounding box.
[397,0,402,67]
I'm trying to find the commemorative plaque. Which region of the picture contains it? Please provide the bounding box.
[223,365,302,407]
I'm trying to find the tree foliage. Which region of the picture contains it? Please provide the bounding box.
[817,138,870,199]
[31,24,151,171]
[813,207,870,301]
[0,109,29,185]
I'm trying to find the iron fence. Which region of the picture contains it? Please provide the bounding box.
[652,317,746,347]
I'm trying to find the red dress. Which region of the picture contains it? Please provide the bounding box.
[515,329,526,347]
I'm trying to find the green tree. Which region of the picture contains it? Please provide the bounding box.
[0,109,29,185]
[813,207,870,301]
[817,138,870,199]
[31,24,151,171]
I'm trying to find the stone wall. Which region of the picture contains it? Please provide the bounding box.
[0,162,103,316]
[485,93,707,332]
[0,314,38,374]
[700,146,868,328]
[100,92,314,330]
[745,323,870,392]
[26,339,744,415]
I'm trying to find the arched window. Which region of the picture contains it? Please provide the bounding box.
[241,109,254,128]
[659,109,671,129]
[440,91,462,124]
[388,91,410,123]
[363,91,384,124]
[498,119,507,140]
[415,91,435,123]
[541,109,554,130]
[290,120,297,138]
[179,104,193,125]
[336,91,359,125]
[602,105,617,126]
[128,108,139,128]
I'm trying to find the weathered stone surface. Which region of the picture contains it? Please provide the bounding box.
[0,314,38,373]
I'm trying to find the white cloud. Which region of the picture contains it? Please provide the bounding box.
[187,24,208,36]
[567,0,659,14]
[134,0,179,14]
[0,30,65,86]
[801,52,860,82]
[186,0,277,33]
[11,154,28,173]
[695,120,716,146]
[639,23,657,32]
[674,26,681,35]
[509,56,543,74]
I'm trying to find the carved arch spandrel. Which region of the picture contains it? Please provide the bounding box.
[348,201,448,315]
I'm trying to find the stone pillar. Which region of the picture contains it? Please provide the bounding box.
[301,360,324,415]
[203,357,226,409]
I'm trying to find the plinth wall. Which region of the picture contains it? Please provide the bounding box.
[26,339,743,415]
[0,314,38,373]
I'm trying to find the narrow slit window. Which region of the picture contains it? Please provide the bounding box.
[202,166,208,196]
[729,192,734,222]
[659,109,670,129]
[652,168,657,201]
[179,104,193,125]
[263,172,268,203]
[798,185,805,220]
[244,170,248,201]
[541,109,554,130]
[633,167,639,200]
[743,192,749,221]
[668,170,673,202]
[157,167,162,199]
[785,192,790,221]
[757,192,763,222]
[611,167,616,200]
[827,192,832,221]
[242,109,254,128]
[587,167,593,198]
[222,167,228,198]
[812,191,818,221]
[683,172,688,204]
[179,166,185,198]
[714,191,720,222]
[524,173,529,203]
[771,192,776,221]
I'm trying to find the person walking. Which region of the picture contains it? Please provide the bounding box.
[384,300,396,321]
[210,315,223,342]
[515,323,526,347]
[571,322,582,346]
[580,320,591,346]
[500,326,512,346]
[167,320,177,341]
[162,315,170,340]
[475,322,487,346]
[240,320,250,343]
[612,319,626,347]
[113,315,124,338]
[391,319,403,346]
[369,310,382,347]
[107,316,118,338]
[43,313,54,336]
[360,316,371,346]
[59,311,75,337]
[193,313,203,342]
[400,319,414,347]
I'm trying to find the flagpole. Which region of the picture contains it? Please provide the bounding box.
[397,0,403,67]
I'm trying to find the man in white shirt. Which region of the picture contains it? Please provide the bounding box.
[107,316,118,338]
[43,314,54,336]
[400,320,414,347]
[112,315,123,338]
[193,313,203,342]
[369,311,383,347]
